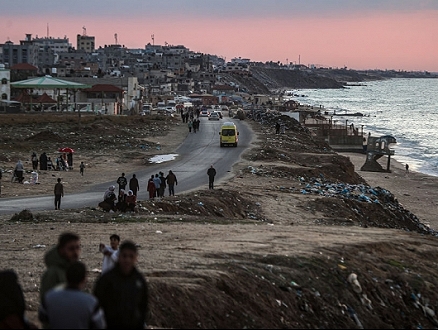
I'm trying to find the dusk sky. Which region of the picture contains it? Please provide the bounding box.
[1,0,438,71]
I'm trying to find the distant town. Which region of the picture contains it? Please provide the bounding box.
[0,30,436,115]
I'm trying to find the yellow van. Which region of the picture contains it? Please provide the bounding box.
[219,122,239,147]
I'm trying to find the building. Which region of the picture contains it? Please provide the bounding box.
[0,64,10,101]
[77,34,95,53]
[1,34,38,67]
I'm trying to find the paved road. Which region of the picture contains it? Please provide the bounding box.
[0,117,253,214]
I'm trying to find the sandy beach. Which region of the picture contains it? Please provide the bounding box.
[342,152,438,230]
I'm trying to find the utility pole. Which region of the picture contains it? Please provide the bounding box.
[151,34,155,46]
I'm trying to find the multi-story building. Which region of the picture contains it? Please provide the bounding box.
[1,34,38,67]
[77,34,95,53]
[0,64,10,101]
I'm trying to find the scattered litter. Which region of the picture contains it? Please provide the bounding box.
[33,244,46,248]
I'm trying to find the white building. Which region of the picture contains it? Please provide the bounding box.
[0,64,10,101]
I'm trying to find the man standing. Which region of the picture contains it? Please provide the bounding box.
[40,233,81,303]
[153,174,161,198]
[94,241,149,329]
[39,261,106,329]
[166,170,177,196]
[54,178,64,210]
[158,172,166,197]
[116,173,127,194]
[129,174,139,197]
[207,165,217,189]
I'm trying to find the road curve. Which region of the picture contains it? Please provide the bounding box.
[0,116,253,215]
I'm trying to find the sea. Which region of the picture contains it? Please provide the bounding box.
[286,78,438,177]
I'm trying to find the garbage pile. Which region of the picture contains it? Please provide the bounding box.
[297,176,436,235]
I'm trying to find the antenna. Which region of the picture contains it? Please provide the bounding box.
[47,23,49,38]
[151,34,154,46]
[82,26,87,36]
[164,41,168,46]
[114,33,118,45]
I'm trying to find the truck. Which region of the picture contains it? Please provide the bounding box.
[219,122,239,147]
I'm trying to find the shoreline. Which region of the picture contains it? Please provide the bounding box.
[341,151,438,230]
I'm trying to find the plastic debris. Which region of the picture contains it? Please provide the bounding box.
[348,273,362,293]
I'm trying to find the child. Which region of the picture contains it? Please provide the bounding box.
[99,234,120,274]
[79,162,85,176]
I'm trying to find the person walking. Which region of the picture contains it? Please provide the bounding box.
[94,241,149,329]
[153,174,161,198]
[129,174,139,196]
[39,261,105,329]
[405,163,409,174]
[79,162,85,176]
[166,170,178,196]
[207,165,217,189]
[188,120,193,133]
[116,173,127,195]
[54,178,64,210]
[0,169,2,197]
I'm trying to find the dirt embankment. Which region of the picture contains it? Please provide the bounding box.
[2,113,438,329]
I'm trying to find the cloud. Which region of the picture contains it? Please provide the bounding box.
[5,0,438,19]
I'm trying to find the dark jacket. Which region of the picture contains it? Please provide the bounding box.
[207,167,216,178]
[94,264,148,329]
[54,182,64,196]
[40,247,70,302]
[166,172,177,185]
[129,177,139,192]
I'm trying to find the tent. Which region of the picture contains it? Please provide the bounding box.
[11,76,91,89]
[11,76,91,112]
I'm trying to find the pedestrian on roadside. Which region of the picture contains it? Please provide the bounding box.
[0,169,2,196]
[188,120,193,133]
[40,233,81,304]
[275,122,280,134]
[406,163,409,174]
[147,175,156,200]
[207,165,217,189]
[14,160,24,184]
[54,178,64,210]
[31,152,39,170]
[94,241,149,329]
[79,162,85,176]
[129,174,139,196]
[166,170,178,196]
[39,261,106,329]
[158,171,166,197]
[40,152,48,170]
[116,173,127,195]
[67,152,73,170]
[153,174,161,198]
[126,190,137,212]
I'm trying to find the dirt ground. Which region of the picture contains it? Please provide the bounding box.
[1,113,438,329]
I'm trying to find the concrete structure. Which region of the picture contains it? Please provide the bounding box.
[0,64,10,101]
[1,34,38,67]
[77,34,95,53]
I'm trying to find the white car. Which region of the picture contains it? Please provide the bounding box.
[208,112,220,120]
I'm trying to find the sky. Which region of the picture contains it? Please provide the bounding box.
[1,0,438,72]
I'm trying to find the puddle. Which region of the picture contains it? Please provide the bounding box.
[149,154,179,164]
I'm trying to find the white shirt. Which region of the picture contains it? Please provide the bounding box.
[101,245,119,274]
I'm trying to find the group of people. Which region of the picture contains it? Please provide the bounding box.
[0,232,148,329]
[147,170,178,199]
[99,173,140,212]
[32,152,73,172]
[188,118,201,133]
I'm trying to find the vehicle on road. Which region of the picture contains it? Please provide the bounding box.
[200,109,209,117]
[219,122,239,147]
[208,112,220,120]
